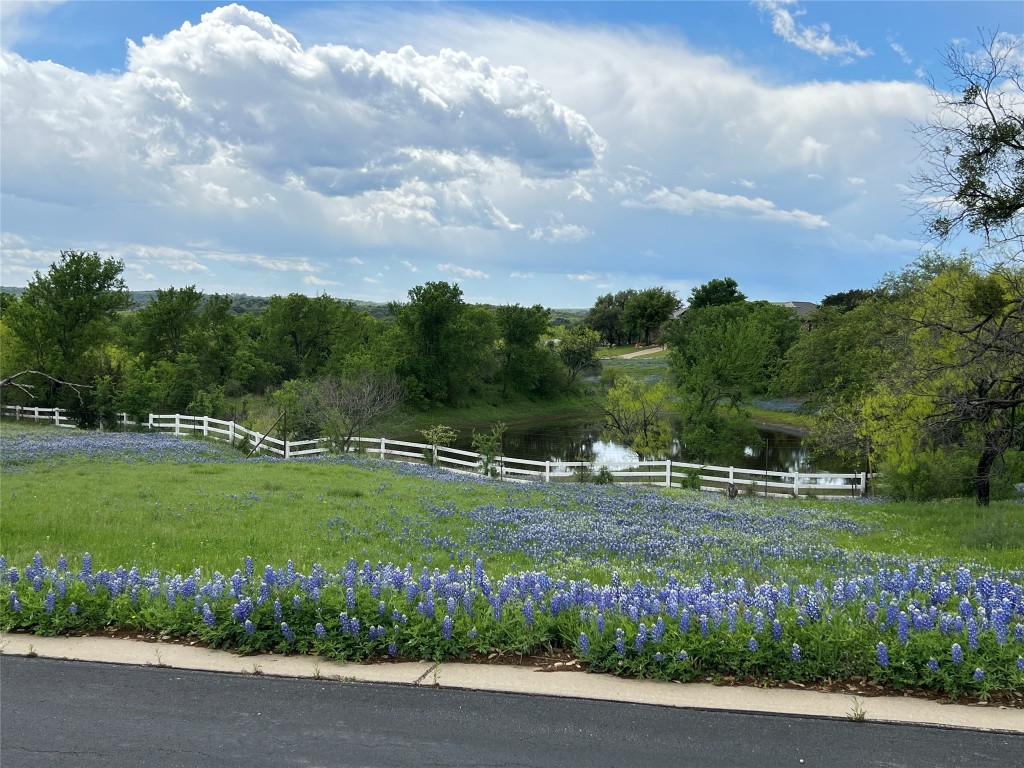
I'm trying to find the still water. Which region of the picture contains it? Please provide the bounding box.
[435,417,851,474]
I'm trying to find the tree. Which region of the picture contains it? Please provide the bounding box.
[391,282,497,406]
[911,31,1023,253]
[603,376,673,460]
[819,288,877,314]
[687,277,746,310]
[495,303,555,397]
[315,372,406,453]
[585,290,638,346]
[3,251,130,390]
[621,287,680,345]
[556,325,602,383]
[135,285,203,362]
[863,259,1024,506]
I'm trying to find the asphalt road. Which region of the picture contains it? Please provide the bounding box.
[2,656,1020,768]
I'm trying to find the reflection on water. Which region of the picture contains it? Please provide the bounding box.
[439,417,852,474]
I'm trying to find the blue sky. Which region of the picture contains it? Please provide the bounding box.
[2,1,1021,307]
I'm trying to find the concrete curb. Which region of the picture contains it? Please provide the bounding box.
[2,632,1020,733]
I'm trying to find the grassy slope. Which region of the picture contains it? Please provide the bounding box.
[3,423,1022,575]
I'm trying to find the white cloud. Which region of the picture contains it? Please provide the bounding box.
[399,260,418,273]
[509,271,534,279]
[303,275,338,287]
[735,179,757,190]
[345,257,365,266]
[754,1,871,62]
[437,262,489,279]
[846,177,865,185]
[625,186,829,229]
[0,4,602,231]
[888,39,913,66]
[567,272,598,282]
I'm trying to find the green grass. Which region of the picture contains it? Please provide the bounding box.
[3,425,1022,573]
[1,454,549,575]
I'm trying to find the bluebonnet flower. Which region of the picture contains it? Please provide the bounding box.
[68,603,78,615]
[699,614,710,638]
[468,627,478,640]
[951,643,964,665]
[57,555,68,573]
[578,633,590,656]
[244,620,254,636]
[442,614,454,641]
[654,651,665,663]
[790,644,802,662]
[771,619,783,642]
[876,642,890,667]
[634,623,648,652]
[967,618,979,650]
[273,600,282,622]
[973,668,985,682]
[927,657,940,672]
[1015,624,1024,643]
[44,590,56,613]
[280,622,295,643]
[202,603,216,627]
[897,612,909,644]
[748,637,759,653]
[596,613,605,634]
[9,592,21,612]
[678,650,689,662]
[81,552,92,578]
[615,628,626,655]
[1017,656,1024,671]
[388,641,398,657]
[291,594,302,611]
[523,599,535,628]
[314,623,327,639]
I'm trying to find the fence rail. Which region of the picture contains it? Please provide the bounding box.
[1,406,870,498]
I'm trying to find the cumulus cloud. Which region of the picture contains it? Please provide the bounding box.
[625,186,829,229]
[303,275,338,287]
[0,3,602,230]
[567,272,598,282]
[437,263,489,279]
[754,1,871,62]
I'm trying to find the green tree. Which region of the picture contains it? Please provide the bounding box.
[391,282,497,406]
[3,251,130,392]
[585,290,638,346]
[863,260,1024,505]
[687,277,746,310]
[621,287,679,345]
[556,325,602,383]
[603,376,673,460]
[258,294,350,382]
[495,303,556,397]
[135,285,204,362]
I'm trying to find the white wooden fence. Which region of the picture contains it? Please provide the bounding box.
[1,406,869,498]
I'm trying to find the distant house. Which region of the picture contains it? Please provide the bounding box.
[773,301,818,318]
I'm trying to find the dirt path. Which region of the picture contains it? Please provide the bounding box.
[615,345,666,359]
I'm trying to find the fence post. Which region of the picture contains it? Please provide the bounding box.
[665,459,672,488]
[228,420,235,445]
[53,408,61,427]
[174,414,181,436]
[859,472,867,497]
[148,413,154,430]
[14,405,20,421]
[380,437,386,458]
[545,460,551,483]
[793,473,800,498]
[284,435,290,460]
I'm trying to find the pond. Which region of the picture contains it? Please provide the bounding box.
[425,416,854,474]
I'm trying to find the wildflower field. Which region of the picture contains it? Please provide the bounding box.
[2,424,1023,702]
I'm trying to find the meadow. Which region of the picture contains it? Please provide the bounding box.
[2,423,1022,702]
